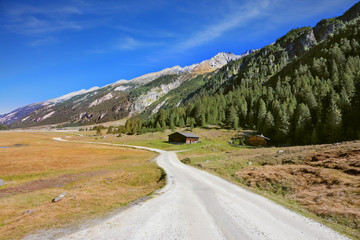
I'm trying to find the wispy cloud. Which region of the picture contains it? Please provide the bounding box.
[28,37,57,47]
[87,36,164,54]
[115,37,142,50]
[3,2,83,36]
[176,0,270,50]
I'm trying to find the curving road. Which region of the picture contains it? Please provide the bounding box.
[45,139,347,240]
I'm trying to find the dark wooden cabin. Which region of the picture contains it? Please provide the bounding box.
[168,132,200,144]
[248,134,270,146]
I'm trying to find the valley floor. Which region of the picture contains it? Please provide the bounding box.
[73,127,359,239]
[26,139,348,240]
[0,132,163,240]
[0,128,359,239]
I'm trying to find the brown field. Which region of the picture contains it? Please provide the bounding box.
[0,132,162,240]
[14,127,359,239]
[167,129,360,239]
[93,127,360,239]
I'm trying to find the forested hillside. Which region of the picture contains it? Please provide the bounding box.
[130,4,360,145]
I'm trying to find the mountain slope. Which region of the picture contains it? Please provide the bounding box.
[138,2,360,146]
[3,52,246,128]
[3,2,360,130]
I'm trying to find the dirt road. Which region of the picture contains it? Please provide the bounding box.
[36,139,347,240]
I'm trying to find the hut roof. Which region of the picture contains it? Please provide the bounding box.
[169,132,199,138]
[256,134,270,140]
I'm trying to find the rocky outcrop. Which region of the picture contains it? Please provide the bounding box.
[285,29,317,58]
[313,19,343,42]
[132,79,182,113]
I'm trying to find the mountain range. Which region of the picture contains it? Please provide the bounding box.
[0,51,253,127]
[1,2,360,141]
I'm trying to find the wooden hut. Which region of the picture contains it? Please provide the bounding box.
[168,132,200,144]
[248,134,270,146]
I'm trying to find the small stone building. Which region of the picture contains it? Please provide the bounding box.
[248,134,270,146]
[168,132,200,144]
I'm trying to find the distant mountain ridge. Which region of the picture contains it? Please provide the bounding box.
[1,51,249,127]
[2,2,360,129]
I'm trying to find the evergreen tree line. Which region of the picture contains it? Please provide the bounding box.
[125,20,360,145]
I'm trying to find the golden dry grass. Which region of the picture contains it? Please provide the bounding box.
[0,132,162,240]
[45,127,360,238]
[171,129,360,239]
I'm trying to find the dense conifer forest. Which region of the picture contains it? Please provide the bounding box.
[123,7,360,145]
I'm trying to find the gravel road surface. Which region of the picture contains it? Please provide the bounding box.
[36,139,348,240]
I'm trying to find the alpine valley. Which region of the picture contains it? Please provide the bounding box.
[2,2,360,145]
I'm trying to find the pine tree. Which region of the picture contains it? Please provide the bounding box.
[239,101,248,124]
[170,118,175,130]
[274,106,290,143]
[323,92,342,143]
[226,106,239,129]
[106,126,113,134]
[179,117,185,128]
[161,119,167,129]
[96,128,102,136]
[256,99,267,132]
[156,122,161,131]
[264,111,275,137]
[293,103,312,144]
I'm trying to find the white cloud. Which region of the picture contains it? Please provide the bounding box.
[28,37,57,47]
[176,0,270,50]
[4,3,83,36]
[115,37,140,50]
[86,36,164,54]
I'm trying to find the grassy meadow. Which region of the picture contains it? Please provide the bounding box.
[84,127,360,239]
[0,132,163,240]
[1,127,359,239]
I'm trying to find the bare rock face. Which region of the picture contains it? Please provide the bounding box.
[3,51,250,127]
[286,29,317,58]
[313,20,343,42]
[132,79,182,113]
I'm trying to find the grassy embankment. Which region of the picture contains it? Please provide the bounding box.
[0,132,163,240]
[90,127,360,239]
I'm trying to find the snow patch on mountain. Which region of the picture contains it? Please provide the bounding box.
[47,87,99,103]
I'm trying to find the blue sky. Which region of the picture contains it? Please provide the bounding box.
[0,0,358,114]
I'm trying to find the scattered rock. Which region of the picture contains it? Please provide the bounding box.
[212,148,216,151]
[24,209,37,215]
[277,150,284,154]
[0,179,4,187]
[181,158,191,164]
[248,162,252,165]
[195,163,204,169]
[52,192,67,203]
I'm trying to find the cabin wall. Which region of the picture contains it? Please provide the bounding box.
[248,136,267,146]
